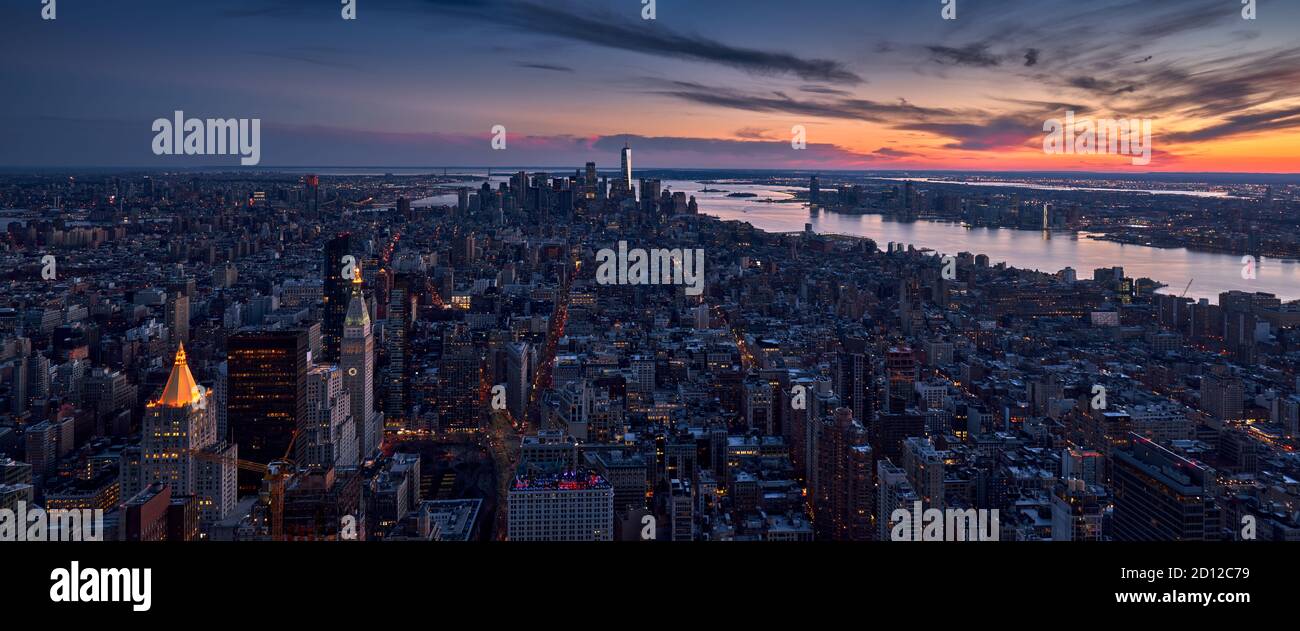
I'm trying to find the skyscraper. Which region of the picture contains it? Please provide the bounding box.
[886,346,917,414]
[835,351,873,426]
[584,162,597,200]
[813,407,873,540]
[341,265,379,458]
[384,275,411,428]
[303,364,357,470]
[322,233,353,362]
[505,341,531,422]
[165,291,189,345]
[136,344,236,529]
[228,329,308,495]
[437,325,481,431]
[620,143,633,192]
[139,344,212,492]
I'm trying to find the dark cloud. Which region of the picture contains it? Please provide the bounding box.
[1024,48,1039,67]
[224,0,863,84]
[647,80,960,124]
[872,147,922,158]
[590,134,880,164]
[733,127,773,140]
[901,115,1042,151]
[1067,76,1136,95]
[800,85,855,97]
[516,62,575,73]
[1164,106,1300,143]
[927,43,1001,67]
[503,2,863,83]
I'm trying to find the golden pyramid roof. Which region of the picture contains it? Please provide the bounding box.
[156,342,203,407]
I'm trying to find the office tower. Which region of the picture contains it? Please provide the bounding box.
[506,467,614,541]
[639,178,661,213]
[228,329,308,495]
[165,291,189,344]
[505,341,531,421]
[885,346,917,413]
[437,325,481,431]
[901,436,944,510]
[813,408,872,540]
[1112,435,1221,541]
[303,364,357,470]
[620,143,633,192]
[877,459,919,541]
[136,345,219,507]
[670,478,693,541]
[1200,370,1244,421]
[584,162,597,199]
[341,265,378,457]
[835,351,873,426]
[871,411,924,462]
[213,361,228,441]
[1051,479,1102,541]
[321,233,353,362]
[809,175,820,208]
[24,421,59,480]
[303,174,320,214]
[456,187,469,214]
[743,378,775,435]
[9,355,28,416]
[384,275,411,427]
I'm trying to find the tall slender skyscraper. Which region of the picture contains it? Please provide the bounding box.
[384,275,411,428]
[322,233,353,362]
[620,143,633,193]
[341,264,379,458]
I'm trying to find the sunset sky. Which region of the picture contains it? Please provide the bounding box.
[2,0,1298,172]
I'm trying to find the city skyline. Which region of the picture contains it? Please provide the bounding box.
[2,0,1299,172]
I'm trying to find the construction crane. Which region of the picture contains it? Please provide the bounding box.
[1180,278,1194,298]
[187,430,299,540]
